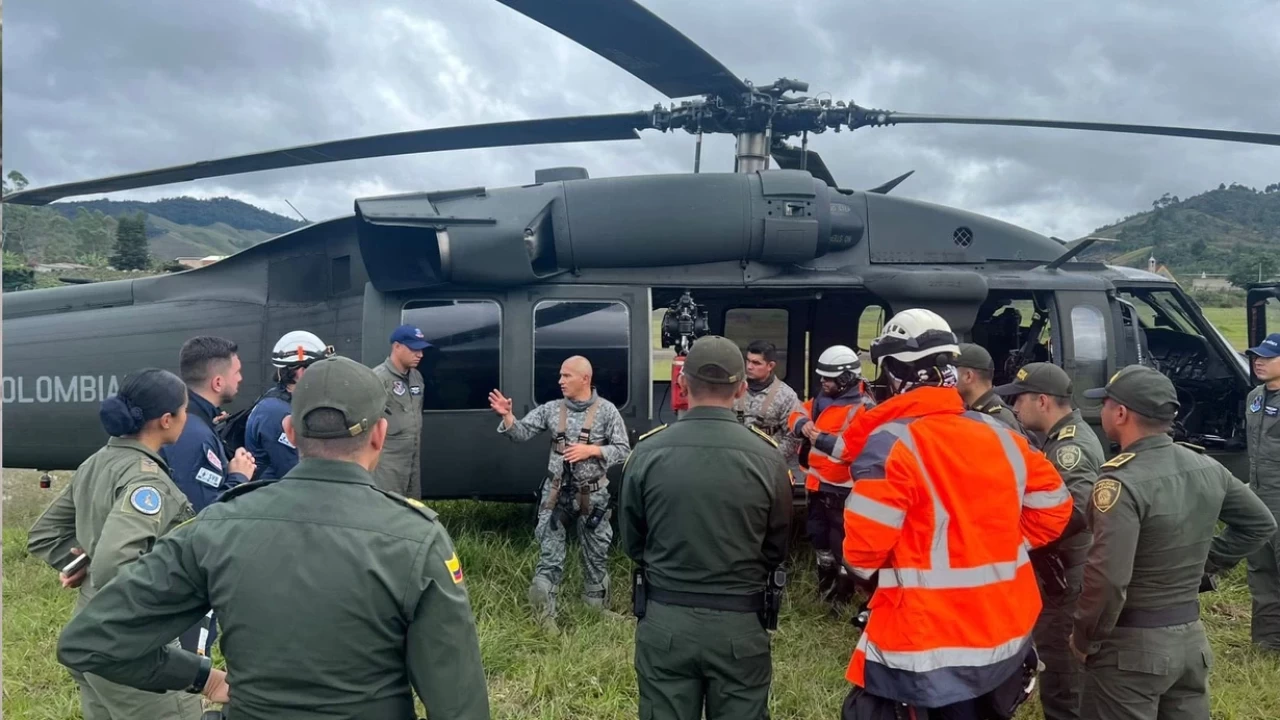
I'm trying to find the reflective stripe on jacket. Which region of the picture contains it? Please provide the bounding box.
[840,386,1072,707]
[788,386,875,493]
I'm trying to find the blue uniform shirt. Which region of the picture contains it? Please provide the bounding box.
[160,390,248,512]
[245,386,297,480]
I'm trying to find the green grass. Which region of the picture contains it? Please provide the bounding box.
[5,468,1280,719]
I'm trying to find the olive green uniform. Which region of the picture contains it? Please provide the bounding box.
[970,388,1024,436]
[56,356,489,720]
[1244,384,1280,651]
[372,358,423,498]
[1072,435,1276,719]
[1033,411,1104,720]
[27,437,203,720]
[620,406,792,720]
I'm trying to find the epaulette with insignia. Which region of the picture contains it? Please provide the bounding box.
[637,424,668,442]
[216,479,275,504]
[749,425,780,448]
[372,487,439,521]
[986,405,1002,415]
[139,458,160,474]
[1175,441,1206,454]
[1056,425,1077,440]
[1100,452,1136,469]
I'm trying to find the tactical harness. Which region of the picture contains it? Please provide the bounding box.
[735,376,782,434]
[545,400,603,521]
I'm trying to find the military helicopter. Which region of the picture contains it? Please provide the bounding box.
[5,0,1280,501]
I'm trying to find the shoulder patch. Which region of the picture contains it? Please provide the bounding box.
[372,487,439,521]
[1092,478,1122,513]
[749,425,780,448]
[1055,444,1083,471]
[1101,452,1136,469]
[637,424,668,442]
[1175,441,1206,454]
[445,551,464,584]
[277,431,296,449]
[128,486,163,515]
[139,458,159,474]
[216,479,273,504]
[1057,424,1077,440]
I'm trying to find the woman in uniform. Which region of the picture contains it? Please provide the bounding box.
[26,368,209,720]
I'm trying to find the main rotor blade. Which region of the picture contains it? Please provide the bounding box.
[770,145,837,188]
[854,109,1280,147]
[3,112,653,206]
[493,0,747,100]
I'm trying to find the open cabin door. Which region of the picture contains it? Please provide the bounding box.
[1247,283,1280,360]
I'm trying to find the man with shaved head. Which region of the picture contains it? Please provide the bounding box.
[490,355,631,632]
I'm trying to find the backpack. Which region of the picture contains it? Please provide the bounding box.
[215,385,291,453]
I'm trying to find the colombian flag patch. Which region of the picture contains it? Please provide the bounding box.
[445,552,464,584]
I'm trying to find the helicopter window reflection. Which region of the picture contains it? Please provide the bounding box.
[724,308,789,380]
[534,300,630,408]
[401,299,502,412]
[1070,305,1107,362]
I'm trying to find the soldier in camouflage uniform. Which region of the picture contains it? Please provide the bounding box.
[28,368,211,719]
[996,362,1104,720]
[490,356,631,631]
[735,340,803,478]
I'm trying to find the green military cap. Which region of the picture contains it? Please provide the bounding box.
[953,343,994,371]
[994,362,1073,398]
[291,356,389,438]
[1083,364,1179,421]
[683,335,745,384]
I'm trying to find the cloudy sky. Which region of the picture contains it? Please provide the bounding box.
[5,0,1279,239]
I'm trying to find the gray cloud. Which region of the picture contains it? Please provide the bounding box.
[5,0,1279,240]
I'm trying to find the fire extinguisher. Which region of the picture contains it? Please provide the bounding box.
[670,351,689,413]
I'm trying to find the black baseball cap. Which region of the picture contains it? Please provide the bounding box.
[1083,364,1179,421]
[994,362,1073,398]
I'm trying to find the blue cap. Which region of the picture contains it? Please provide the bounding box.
[1247,333,1280,359]
[390,324,431,351]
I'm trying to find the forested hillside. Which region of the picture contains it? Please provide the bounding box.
[1080,182,1280,282]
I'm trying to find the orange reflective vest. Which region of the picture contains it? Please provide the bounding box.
[840,386,1071,707]
[787,386,875,493]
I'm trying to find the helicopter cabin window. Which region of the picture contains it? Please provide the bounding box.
[1070,305,1107,362]
[971,294,1054,387]
[724,308,789,380]
[534,300,630,408]
[400,299,502,411]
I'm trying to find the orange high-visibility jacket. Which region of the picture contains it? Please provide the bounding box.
[840,386,1071,707]
[787,385,876,493]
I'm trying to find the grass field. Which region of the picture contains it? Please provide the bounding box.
[5,466,1280,720]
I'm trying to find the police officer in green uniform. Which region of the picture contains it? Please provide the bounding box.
[1243,332,1280,652]
[620,335,792,720]
[56,356,490,720]
[28,368,210,720]
[372,323,429,498]
[995,362,1104,720]
[1070,365,1277,720]
[954,343,1024,434]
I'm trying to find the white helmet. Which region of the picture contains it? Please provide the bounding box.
[815,345,861,378]
[271,330,334,369]
[870,308,960,367]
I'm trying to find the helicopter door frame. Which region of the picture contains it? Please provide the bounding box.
[518,284,653,435]
[1247,282,1280,358]
[1053,289,1116,423]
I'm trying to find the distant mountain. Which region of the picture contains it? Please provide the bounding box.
[1080,183,1280,274]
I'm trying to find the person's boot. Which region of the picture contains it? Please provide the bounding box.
[584,580,625,620]
[815,550,839,603]
[529,576,560,635]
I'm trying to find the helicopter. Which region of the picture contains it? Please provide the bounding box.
[5,0,1280,503]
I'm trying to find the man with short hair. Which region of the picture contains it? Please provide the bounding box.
[489,355,631,631]
[162,335,256,658]
[621,335,791,720]
[954,342,1022,433]
[995,362,1104,720]
[56,356,491,720]
[1243,332,1280,653]
[1071,365,1277,719]
[372,324,429,499]
[735,340,803,462]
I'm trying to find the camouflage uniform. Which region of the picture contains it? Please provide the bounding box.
[734,375,803,473]
[500,390,631,620]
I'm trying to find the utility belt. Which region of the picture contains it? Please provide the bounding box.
[1115,599,1200,629]
[632,567,787,632]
